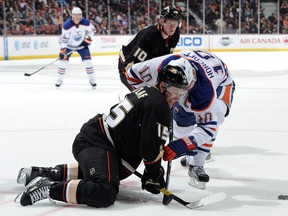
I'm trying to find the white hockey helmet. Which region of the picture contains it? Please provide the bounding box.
[159,57,196,89]
[72,7,82,15]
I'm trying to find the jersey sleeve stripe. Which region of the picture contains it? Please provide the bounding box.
[220,82,234,107]
[127,68,143,84]
[197,146,211,153]
[203,143,213,148]
[197,125,215,138]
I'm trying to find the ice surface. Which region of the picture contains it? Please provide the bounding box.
[1,51,288,216]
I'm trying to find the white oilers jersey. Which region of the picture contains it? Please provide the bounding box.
[59,18,95,50]
[127,49,235,145]
[175,50,234,146]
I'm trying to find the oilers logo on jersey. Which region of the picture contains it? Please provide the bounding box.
[73,31,83,42]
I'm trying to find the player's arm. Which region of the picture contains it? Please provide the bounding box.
[140,99,169,194]
[59,28,69,50]
[80,30,95,47]
[126,59,154,88]
[86,23,96,38]
[78,20,96,47]
[58,28,70,56]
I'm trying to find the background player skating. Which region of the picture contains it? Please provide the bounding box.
[55,7,96,89]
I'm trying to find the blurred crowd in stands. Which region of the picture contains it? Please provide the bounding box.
[0,0,288,35]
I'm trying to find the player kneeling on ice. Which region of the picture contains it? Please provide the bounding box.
[15,59,194,208]
[55,7,96,89]
[125,50,235,189]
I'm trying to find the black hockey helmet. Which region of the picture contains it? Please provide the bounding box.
[158,58,195,90]
[161,5,182,21]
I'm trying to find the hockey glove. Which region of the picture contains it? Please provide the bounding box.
[163,136,198,161]
[141,166,165,194]
[80,35,93,47]
[60,48,69,60]
[84,35,92,44]
[60,48,66,55]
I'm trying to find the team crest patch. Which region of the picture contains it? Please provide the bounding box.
[73,31,83,41]
[89,167,96,175]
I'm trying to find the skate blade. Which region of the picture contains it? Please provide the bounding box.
[17,168,32,185]
[205,157,215,163]
[14,191,24,203]
[188,178,207,189]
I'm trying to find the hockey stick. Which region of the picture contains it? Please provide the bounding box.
[162,108,174,205]
[121,159,226,209]
[24,50,74,76]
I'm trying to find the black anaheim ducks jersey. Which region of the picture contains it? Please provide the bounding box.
[107,86,170,167]
[79,86,170,172]
[122,24,180,67]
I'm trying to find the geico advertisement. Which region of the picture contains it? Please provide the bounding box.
[8,36,59,56]
[176,35,208,49]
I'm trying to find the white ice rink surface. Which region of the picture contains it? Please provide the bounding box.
[1,51,288,216]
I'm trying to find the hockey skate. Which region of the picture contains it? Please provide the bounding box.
[14,176,55,206]
[55,80,62,88]
[180,152,214,167]
[188,165,209,189]
[89,79,97,89]
[17,166,60,186]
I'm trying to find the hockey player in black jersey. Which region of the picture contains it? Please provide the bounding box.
[15,58,194,208]
[118,5,182,91]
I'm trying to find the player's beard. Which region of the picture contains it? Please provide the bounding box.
[164,86,186,108]
[164,91,179,108]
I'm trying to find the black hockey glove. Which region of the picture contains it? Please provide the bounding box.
[141,166,165,194]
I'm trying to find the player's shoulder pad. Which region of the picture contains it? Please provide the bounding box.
[139,25,159,37]
[80,19,90,26]
[63,19,74,30]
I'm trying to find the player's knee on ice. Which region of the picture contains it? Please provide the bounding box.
[80,180,118,208]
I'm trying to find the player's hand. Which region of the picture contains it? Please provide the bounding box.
[163,145,177,161]
[84,35,92,44]
[60,48,66,55]
[80,35,92,47]
[141,166,165,194]
[163,137,198,161]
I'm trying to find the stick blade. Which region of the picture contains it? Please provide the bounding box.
[185,192,227,209]
[162,195,173,205]
[24,73,32,76]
